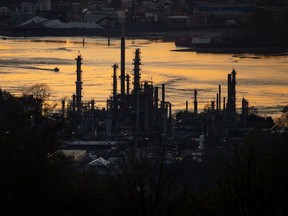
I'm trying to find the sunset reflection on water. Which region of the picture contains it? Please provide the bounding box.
[0,36,287,116]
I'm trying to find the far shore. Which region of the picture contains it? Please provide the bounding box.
[1,27,288,55]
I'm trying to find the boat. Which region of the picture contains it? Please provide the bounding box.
[54,67,59,72]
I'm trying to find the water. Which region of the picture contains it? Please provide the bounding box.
[0,36,287,117]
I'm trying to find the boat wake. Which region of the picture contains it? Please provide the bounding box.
[0,64,59,72]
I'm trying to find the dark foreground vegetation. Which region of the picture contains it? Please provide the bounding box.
[0,88,288,216]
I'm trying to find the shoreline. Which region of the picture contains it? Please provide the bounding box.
[2,27,288,55]
[172,46,288,55]
[0,26,226,39]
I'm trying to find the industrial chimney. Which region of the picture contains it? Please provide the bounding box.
[75,54,83,113]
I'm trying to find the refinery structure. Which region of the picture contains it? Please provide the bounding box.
[63,38,174,143]
[57,35,274,161]
[0,34,277,169]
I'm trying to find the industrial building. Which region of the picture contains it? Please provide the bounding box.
[62,37,173,145]
[60,42,260,141]
[57,36,275,166]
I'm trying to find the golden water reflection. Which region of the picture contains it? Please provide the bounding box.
[0,36,287,117]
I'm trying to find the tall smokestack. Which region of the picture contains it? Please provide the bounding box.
[219,84,221,111]
[133,49,141,95]
[132,49,141,132]
[120,37,125,97]
[112,64,118,126]
[161,84,165,108]
[216,93,219,111]
[112,64,118,100]
[126,74,130,94]
[91,99,95,133]
[194,89,198,114]
[75,54,83,113]
[228,73,231,100]
[227,70,236,112]
[226,69,237,127]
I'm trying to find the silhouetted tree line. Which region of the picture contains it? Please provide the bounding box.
[0,88,105,216]
[0,88,288,215]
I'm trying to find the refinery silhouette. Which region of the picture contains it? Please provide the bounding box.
[0,37,286,215]
[60,36,275,159]
[1,1,288,215]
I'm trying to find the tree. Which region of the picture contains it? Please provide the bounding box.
[0,89,106,216]
[201,130,288,216]
[21,83,57,116]
[105,143,191,216]
[276,105,288,129]
[21,83,51,101]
